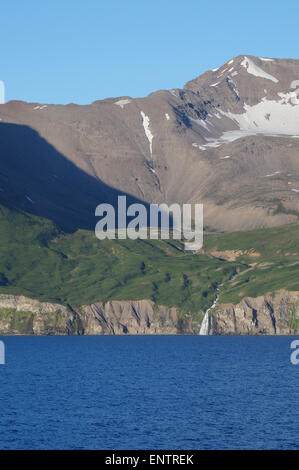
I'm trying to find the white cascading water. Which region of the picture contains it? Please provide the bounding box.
[199,309,210,335]
[199,293,220,335]
[199,272,239,335]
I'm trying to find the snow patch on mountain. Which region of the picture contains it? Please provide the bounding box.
[222,95,299,135]
[200,93,299,149]
[192,143,206,150]
[263,171,281,177]
[169,90,179,98]
[227,76,239,98]
[203,130,259,148]
[259,57,274,62]
[241,56,279,83]
[114,99,131,108]
[140,111,154,154]
[217,68,229,78]
[189,117,211,131]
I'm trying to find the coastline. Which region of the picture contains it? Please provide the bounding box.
[0,290,298,336]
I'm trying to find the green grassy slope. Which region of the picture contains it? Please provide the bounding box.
[1,200,299,312]
[204,224,299,303]
[0,202,236,312]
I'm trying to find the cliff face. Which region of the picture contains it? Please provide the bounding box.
[212,290,299,335]
[0,290,298,335]
[0,295,80,335]
[80,300,198,335]
[0,295,200,335]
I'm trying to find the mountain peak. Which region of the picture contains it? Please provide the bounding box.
[185,55,299,93]
[1,55,299,233]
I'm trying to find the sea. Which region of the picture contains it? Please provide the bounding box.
[0,335,298,450]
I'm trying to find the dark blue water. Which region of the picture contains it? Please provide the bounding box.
[0,336,298,450]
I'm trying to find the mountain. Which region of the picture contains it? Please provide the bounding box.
[1,55,299,232]
[1,54,299,335]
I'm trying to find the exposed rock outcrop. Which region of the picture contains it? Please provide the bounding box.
[0,294,81,335]
[80,300,184,335]
[212,290,299,335]
[0,295,199,335]
[0,290,299,335]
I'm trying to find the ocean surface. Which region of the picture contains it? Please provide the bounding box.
[0,335,298,450]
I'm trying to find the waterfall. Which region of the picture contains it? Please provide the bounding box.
[199,309,210,335]
[199,271,239,335]
[199,294,219,335]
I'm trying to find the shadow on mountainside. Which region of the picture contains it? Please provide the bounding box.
[0,122,151,232]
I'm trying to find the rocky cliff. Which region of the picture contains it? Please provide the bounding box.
[0,295,79,335]
[0,290,299,335]
[211,290,299,335]
[0,295,199,335]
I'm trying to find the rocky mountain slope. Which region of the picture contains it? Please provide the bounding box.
[1,55,299,232]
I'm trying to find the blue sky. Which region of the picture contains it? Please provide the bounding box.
[1,0,299,104]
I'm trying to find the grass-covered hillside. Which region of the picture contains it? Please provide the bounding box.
[204,224,299,303]
[0,202,236,312]
[1,199,299,312]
